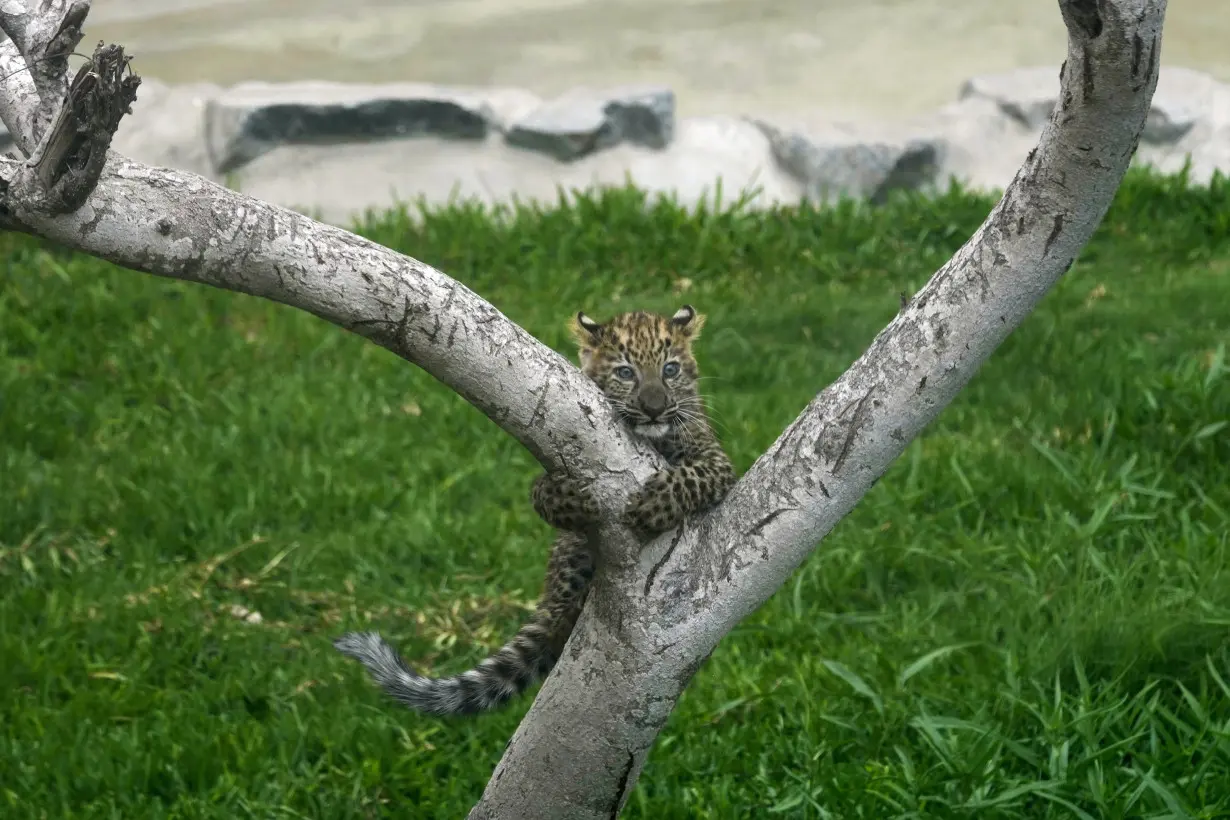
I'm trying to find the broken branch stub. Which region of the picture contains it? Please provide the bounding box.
[14,42,140,213]
[0,0,139,216]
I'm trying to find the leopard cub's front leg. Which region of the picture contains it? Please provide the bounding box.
[532,472,600,532]
[623,463,734,540]
[622,468,697,540]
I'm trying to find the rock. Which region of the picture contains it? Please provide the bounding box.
[235,135,565,226]
[113,78,221,179]
[957,65,1230,187]
[958,67,1060,131]
[89,67,1230,226]
[478,88,544,134]
[959,65,1206,144]
[1134,68,1230,185]
[235,115,796,225]
[573,115,800,210]
[504,86,675,162]
[902,96,1037,194]
[1146,66,1228,141]
[204,81,541,174]
[755,119,943,204]
[606,88,675,149]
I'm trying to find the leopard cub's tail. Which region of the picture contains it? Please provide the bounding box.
[333,618,559,716]
[335,533,594,716]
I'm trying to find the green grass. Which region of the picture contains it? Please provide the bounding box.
[2,169,1229,819]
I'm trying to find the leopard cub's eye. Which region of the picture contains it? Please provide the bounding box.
[662,362,681,378]
[615,365,636,380]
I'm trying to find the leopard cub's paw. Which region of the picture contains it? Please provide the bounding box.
[622,471,681,539]
[532,472,599,531]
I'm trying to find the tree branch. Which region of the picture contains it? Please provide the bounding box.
[0,149,658,505]
[0,2,140,215]
[471,1,1167,816]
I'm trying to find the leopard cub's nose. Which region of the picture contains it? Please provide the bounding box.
[639,384,668,419]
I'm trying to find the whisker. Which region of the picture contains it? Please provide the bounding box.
[674,408,729,436]
[678,399,725,423]
[675,399,717,419]
[695,417,730,435]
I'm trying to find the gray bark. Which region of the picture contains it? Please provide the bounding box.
[0,1,1166,817]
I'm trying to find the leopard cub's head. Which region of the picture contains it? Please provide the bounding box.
[570,305,706,441]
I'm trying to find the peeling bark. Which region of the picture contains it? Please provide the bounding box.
[0,0,1167,817]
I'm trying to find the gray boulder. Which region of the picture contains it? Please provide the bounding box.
[959,65,1201,144]
[1134,67,1230,183]
[958,67,1060,131]
[113,78,222,179]
[957,65,1230,186]
[755,120,943,204]
[504,86,675,162]
[204,81,541,174]
[900,95,1037,195]
[234,115,800,227]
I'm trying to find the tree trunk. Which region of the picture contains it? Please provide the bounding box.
[0,1,1166,817]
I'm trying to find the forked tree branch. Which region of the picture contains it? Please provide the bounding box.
[471,1,1166,816]
[0,0,1166,817]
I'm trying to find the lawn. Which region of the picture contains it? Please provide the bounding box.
[1,170,1228,818]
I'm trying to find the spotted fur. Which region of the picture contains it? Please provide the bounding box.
[334,306,735,716]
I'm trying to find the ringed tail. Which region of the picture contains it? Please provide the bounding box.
[337,533,594,716]
[333,616,562,716]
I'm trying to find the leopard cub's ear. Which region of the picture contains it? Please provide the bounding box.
[570,311,603,346]
[669,304,705,339]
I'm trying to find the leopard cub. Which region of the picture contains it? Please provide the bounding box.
[536,304,736,539]
[335,305,734,716]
